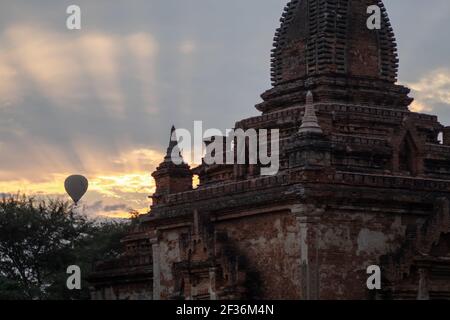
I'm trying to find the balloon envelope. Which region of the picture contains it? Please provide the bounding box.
[64,175,88,204]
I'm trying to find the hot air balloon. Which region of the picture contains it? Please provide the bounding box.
[64,175,88,204]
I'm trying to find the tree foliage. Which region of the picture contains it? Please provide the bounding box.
[0,195,133,300]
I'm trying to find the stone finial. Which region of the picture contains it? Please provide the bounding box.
[164,125,183,164]
[152,125,192,202]
[299,91,323,134]
[306,90,314,105]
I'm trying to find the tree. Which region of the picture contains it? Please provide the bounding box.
[0,194,132,300]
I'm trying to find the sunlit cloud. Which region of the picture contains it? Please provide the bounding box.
[176,39,197,116]
[0,147,162,217]
[406,68,450,113]
[0,22,165,217]
[0,24,159,115]
[127,33,159,114]
[111,148,162,172]
[4,25,85,108]
[0,172,154,218]
[0,53,20,108]
[78,33,125,116]
[179,40,196,55]
[409,100,432,113]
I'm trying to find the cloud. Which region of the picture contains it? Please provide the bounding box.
[406,68,450,113]
[0,24,163,205]
[0,53,20,108]
[409,100,432,113]
[0,147,161,217]
[0,145,162,184]
[104,204,129,212]
[78,33,125,116]
[126,33,159,114]
[3,25,84,107]
[179,40,196,55]
[0,24,160,116]
[82,200,133,217]
[86,200,104,212]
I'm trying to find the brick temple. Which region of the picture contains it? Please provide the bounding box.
[89,0,450,300]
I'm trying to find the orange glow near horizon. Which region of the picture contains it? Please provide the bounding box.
[0,147,163,218]
[0,171,155,218]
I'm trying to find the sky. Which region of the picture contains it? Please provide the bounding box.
[1,0,450,217]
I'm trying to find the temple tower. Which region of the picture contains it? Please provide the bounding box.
[258,0,412,113]
[151,126,192,206]
[90,1,450,300]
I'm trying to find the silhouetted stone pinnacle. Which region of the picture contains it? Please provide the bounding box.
[164,125,183,164]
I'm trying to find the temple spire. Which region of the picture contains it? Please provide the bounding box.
[151,125,193,205]
[164,125,183,164]
[271,0,398,86]
[299,91,322,134]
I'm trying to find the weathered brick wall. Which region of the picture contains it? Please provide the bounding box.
[151,197,434,299]
[311,210,407,299]
[215,210,301,299]
[158,228,187,299]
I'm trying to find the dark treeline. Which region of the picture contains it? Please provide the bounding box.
[0,195,135,300]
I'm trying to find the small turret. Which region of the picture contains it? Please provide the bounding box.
[299,91,323,134]
[151,126,192,206]
[286,91,330,169]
